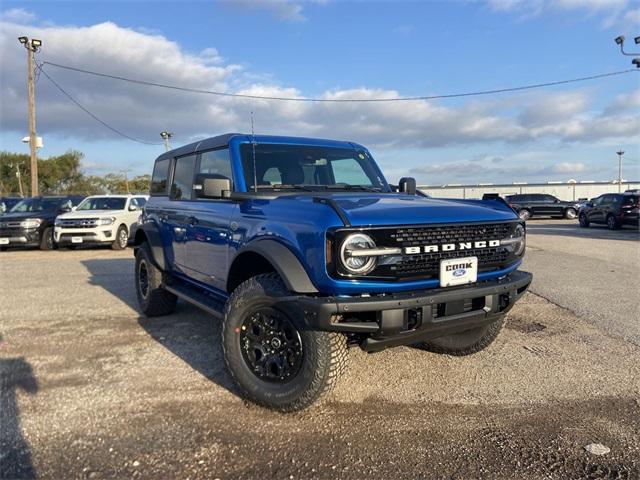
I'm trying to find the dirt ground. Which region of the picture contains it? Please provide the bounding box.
[1,227,639,479]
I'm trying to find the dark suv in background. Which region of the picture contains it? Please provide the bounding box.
[0,195,85,250]
[579,192,640,230]
[505,193,580,221]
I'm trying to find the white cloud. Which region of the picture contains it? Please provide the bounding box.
[0,17,637,160]
[0,8,36,24]
[551,161,589,173]
[229,0,308,21]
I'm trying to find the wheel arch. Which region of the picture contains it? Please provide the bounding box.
[133,223,166,271]
[227,239,318,294]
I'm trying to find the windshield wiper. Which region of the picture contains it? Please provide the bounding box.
[254,184,318,192]
[323,184,383,192]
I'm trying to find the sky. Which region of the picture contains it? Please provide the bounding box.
[0,0,639,185]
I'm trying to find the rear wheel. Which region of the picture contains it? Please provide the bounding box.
[223,273,348,412]
[518,209,531,221]
[606,214,620,230]
[135,243,177,316]
[414,317,504,356]
[564,207,577,219]
[579,214,590,228]
[111,225,128,250]
[39,227,54,250]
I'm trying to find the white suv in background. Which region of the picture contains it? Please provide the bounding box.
[54,195,148,250]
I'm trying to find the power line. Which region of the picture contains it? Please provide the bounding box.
[37,64,163,146]
[42,60,637,103]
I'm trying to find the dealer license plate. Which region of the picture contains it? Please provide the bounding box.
[71,236,83,244]
[440,256,478,287]
[0,238,9,245]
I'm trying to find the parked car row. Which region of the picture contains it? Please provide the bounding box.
[0,194,148,251]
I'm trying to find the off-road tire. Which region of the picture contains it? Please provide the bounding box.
[414,317,504,356]
[606,214,620,230]
[39,227,54,250]
[112,224,128,250]
[222,273,348,412]
[518,209,531,221]
[135,243,177,316]
[564,207,577,219]
[579,214,590,228]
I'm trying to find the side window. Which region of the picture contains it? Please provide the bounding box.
[600,195,612,205]
[199,149,232,180]
[611,195,621,204]
[331,158,371,185]
[171,154,197,201]
[544,195,558,202]
[150,158,171,195]
[135,197,147,207]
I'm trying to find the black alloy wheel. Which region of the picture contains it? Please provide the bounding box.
[240,307,304,383]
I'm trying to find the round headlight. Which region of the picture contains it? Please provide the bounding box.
[340,233,377,275]
[512,224,526,256]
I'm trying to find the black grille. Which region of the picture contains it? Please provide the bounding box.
[332,222,520,281]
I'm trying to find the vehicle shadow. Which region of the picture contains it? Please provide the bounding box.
[526,221,640,242]
[0,342,38,479]
[80,258,239,396]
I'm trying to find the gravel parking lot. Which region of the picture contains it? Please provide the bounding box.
[1,220,639,479]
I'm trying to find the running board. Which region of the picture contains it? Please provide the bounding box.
[164,283,225,319]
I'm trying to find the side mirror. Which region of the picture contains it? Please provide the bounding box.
[194,173,232,199]
[398,177,417,195]
[129,204,138,211]
[60,206,72,213]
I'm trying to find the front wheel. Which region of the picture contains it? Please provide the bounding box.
[414,317,504,356]
[111,225,128,250]
[579,214,590,228]
[135,243,177,316]
[39,227,54,250]
[222,274,348,412]
[564,208,577,219]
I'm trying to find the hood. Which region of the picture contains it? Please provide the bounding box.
[1,211,54,222]
[310,193,517,226]
[56,209,123,219]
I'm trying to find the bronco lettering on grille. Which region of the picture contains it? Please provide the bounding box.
[404,239,500,254]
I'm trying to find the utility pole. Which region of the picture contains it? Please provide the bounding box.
[616,150,624,193]
[160,131,173,152]
[120,169,132,194]
[18,36,42,197]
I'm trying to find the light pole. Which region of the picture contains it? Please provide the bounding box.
[120,169,132,194]
[18,36,42,197]
[616,150,624,193]
[160,131,173,152]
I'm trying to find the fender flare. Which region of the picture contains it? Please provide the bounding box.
[134,222,167,271]
[233,239,318,294]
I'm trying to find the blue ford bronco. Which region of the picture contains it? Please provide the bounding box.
[134,134,532,411]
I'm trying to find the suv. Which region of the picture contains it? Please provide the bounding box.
[579,192,639,229]
[505,193,580,221]
[0,196,85,250]
[54,194,148,249]
[133,134,532,411]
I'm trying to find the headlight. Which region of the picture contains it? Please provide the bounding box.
[20,218,42,228]
[501,224,526,256]
[339,233,377,274]
[97,217,115,226]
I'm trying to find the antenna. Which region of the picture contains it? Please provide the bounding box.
[251,111,258,193]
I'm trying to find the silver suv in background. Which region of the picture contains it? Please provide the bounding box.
[54,195,148,249]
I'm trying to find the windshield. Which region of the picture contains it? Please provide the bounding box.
[9,198,61,213]
[77,197,127,211]
[240,144,388,192]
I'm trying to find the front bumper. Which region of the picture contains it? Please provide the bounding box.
[54,226,115,245]
[295,270,532,352]
[0,227,40,247]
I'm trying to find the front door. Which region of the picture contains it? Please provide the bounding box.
[168,153,198,270]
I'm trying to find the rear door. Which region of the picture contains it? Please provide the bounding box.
[528,194,545,216]
[168,154,198,271]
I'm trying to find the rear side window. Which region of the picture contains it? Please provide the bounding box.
[171,155,197,200]
[151,158,171,195]
[199,149,232,180]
